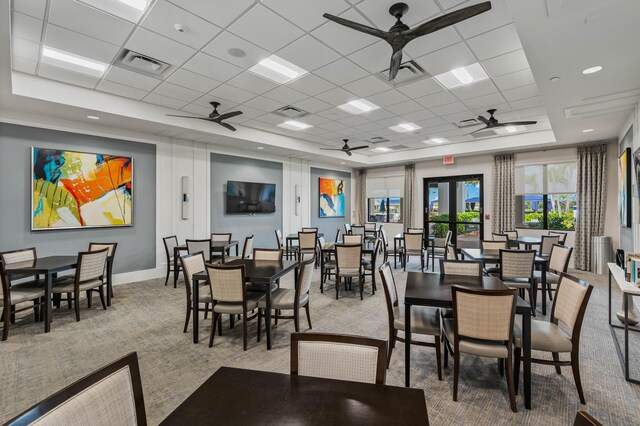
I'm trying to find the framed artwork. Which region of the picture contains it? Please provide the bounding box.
[619,147,631,227]
[32,147,133,230]
[319,177,345,217]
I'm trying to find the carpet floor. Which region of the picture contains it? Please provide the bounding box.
[1,260,639,425]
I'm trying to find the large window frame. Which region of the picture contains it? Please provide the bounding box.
[367,197,402,223]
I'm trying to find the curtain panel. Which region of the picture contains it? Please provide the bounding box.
[575,144,607,270]
[356,169,367,224]
[403,164,415,228]
[492,153,515,233]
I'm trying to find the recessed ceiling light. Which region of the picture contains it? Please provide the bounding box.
[424,137,448,145]
[86,115,100,120]
[173,23,187,33]
[249,55,307,84]
[582,128,594,133]
[257,146,265,149]
[76,0,148,22]
[582,66,602,75]
[389,122,421,133]
[277,120,312,131]
[494,125,526,135]
[340,161,346,165]
[434,63,489,89]
[337,99,380,115]
[505,126,517,133]
[118,0,147,10]
[373,147,392,152]
[42,46,107,77]
[549,76,560,82]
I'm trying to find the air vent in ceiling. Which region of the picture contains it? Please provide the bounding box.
[272,105,310,119]
[376,60,430,87]
[471,130,497,139]
[366,136,390,144]
[456,118,482,128]
[117,50,170,76]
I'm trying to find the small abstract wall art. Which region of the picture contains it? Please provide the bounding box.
[32,147,133,229]
[319,177,345,217]
[619,147,631,228]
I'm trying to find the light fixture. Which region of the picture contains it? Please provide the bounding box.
[389,122,421,133]
[582,66,602,75]
[434,63,489,89]
[86,115,100,120]
[549,76,560,82]
[257,146,265,149]
[494,125,526,135]
[337,99,380,115]
[340,161,346,165]
[42,46,107,77]
[277,120,312,131]
[174,23,187,33]
[582,128,594,133]
[76,0,148,22]
[424,137,448,145]
[373,147,391,152]
[118,0,147,10]
[505,126,517,133]
[249,55,307,84]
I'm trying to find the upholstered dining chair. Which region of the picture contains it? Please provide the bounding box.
[362,238,381,295]
[429,230,452,269]
[257,257,314,341]
[343,234,362,244]
[498,249,537,313]
[226,235,254,261]
[446,242,458,260]
[513,273,593,404]
[504,230,519,248]
[406,227,424,233]
[253,248,283,261]
[402,232,426,272]
[481,239,509,274]
[162,236,180,287]
[379,262,441,377]
[0,261,45,341]
[363,223,377,243]
[302,227,318,232]
[298,231,317,262]
[51,249,109,321]
[379,225,389,263]
[290,332,387,385]
[534,243,573,302]
[539,235,560,257]
[186,239,213,263]
[211,233,233,260]
[439,259,483,277]
[0,247,39,283]
[5,352,147,426]
[443,285,519,412]
[335,244,364,300]
[549,230,568,245]
[319,228,341,287]
[180,252,212,333]
[88,242,118,302]
[275,229,297,260]
[492,233,509,242]
[344,223,352,235]
[350,225,365,240]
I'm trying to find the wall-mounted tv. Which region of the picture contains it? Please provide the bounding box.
[226,180,276,214]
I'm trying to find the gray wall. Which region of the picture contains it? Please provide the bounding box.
[0,123,156,273]
[620,126,634,252]
[310,167,351,242]
[210,153,282,249]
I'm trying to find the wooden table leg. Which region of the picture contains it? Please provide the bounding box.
[106,258,113,307]
[405,303,411,387]
[523,313,531,409]
[394,238,398,268]
[265,280,272,350]
[193,277,200,343]
[44,273,52,333]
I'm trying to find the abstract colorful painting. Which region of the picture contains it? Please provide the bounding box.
[619,147,631,228]
[319,177,345,217]
[32,147,133,229]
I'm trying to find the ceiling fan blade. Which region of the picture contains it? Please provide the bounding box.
[389,48,403,81]
[323,13,388,39]
[405,1,492,39]
[496,120,538,126]
[347,145,370,151]
[166,114,201,119]
[216,110,243,121]
[218,122,237,132]
[477,115,491,125]
[466,126,490,135]
[320,148,346,151]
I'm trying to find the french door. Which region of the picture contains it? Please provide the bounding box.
[423,175,484,248]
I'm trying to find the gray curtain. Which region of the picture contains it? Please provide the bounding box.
[492,153,515,233]
[403,164,415,228]
[356,169,367,224]
[575,144,607,270]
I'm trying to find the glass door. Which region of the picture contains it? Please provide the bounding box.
[424,175,484,248]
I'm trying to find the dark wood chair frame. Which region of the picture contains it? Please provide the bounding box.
[401,232,426,272]
[362,238,380,296]
[0,247,39,282]
[290,332,387,384]
[252,248,283,260]
[275,229,297,260]
[186,238,214,262]
[446,242,458,260]
[549,230,568,245]
[88,242,118,305]
[499,249,537,314]
[538,243,573,302]
[180,252,212,333]
[5,352,147,426]
[162,236,181,287]
[239,235,254,259]
[439,259,483,277]
[210,233,233,259]
[0,261,44,341]
[335,244,365,300]
[538,234,561,257]
[573,411,603,426]
[297,231,318,263]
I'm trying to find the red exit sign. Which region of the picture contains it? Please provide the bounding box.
[443,156,455,165]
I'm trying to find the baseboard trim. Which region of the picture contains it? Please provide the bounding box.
[112,267,166,285]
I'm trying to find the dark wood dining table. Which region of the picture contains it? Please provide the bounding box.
[160,366,429,425]
[192,259,299,349]
[173,240,239,287]
[393,233,436,270]
[285,232,324,260]
[3,256,78,333]
[513,236,542,250]
[461,247,550,315]
[403,272,533,409]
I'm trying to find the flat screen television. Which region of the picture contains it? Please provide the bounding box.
[226,180,276,214]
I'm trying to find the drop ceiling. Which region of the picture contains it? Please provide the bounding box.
[3,0,639,166]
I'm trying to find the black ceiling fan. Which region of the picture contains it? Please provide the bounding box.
[323,2,492,81]
[166,101,242,131]
[321,139,369,156]
[468,109,537,134]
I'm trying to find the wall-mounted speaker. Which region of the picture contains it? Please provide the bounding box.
[181,176,190,220]
[295,184,300,216]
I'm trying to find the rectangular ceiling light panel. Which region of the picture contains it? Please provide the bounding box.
[249,55,307,84]
[277,120,312,131]
[41,46,107,77]
[389,122,421,133]
[337,99,380,115]
[77,0,148,22]
[434,63,489,89]
[423,137,449,145]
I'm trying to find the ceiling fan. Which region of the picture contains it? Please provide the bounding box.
[166,101,243,131]
[467,109,537,134]
[323,1,492,81]
[321,139,369,156]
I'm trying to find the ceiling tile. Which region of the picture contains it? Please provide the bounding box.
[314,58,369,86]
[316,107,353,120]
[386,100,424,115]
[493,68,535,91]
[153,82,202,102]
[314,87,357,106]
[470,103,510,117]
[450,79,497,100]
[502,84,539,102]
[13,0,47,19]
[297,114,331,126]
[415,91,458,108]
[508,96,543,110]
[263,85,308,104]
[347,40,393,74]
[355,121,385,132]
[202,31,269,69]
[13,56,37,74]
[356,0,440,28]
[481,49,530,77]
[453,0,512,39]
[141,0,221,50]
[226,72,278,95]
[96,80,148,100]
[466,24,522,61]
[436,0,469,10]
[430,101,469,116]
[254,113,286,125]
[293,97,333,114]
[396,77,443,98]
[48,0,134,46]
[167,0,255,28]
[317,121,348,132]
[286,73,336,96]
[144,93,189,109]
[166,69,221,93]
[363,107,395,120]
[462,92,507,110]
[440,111,473,123]
[104,67,161,91]
[232,105,264,119]
[262,0,350,31]
[338,115,370,127]
[277,35,340,71]
[311,9,379,55]
[180,103,214,116]
[404,27,461,59]
[209,83,256,104]
[342,75,390,97]
[38,64,99,88]
[12,37,39,61]
[400,109,437,122]
[415,116,446,128]
[45,24,119,63]
[12,12,43,43]
[367,89,410,107]
[183,52,243,81]
[227,5,304,52]
[242,96,284,112]
[415,42,476,76]
[126,28,196,66]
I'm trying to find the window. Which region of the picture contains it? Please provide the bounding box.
[368,197,402,223]
[515,162,577,231]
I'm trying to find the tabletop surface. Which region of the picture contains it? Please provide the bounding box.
[160,367,429,426]
[514,236,542,244]
[461,248,546,263]
[176,240,239,250]
[3,255,78,273]
[405,272,531,314]
[286,233,324,238]
[394,233,435,240]
[193,259,298,282]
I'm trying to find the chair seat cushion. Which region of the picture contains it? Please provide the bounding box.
[533,270,560,284]
[393,306,440,336]
[338,268,361,277]
[484,266,500,274]
[513,318,572,352]
[4,283,44,305]
[502,277,531,289]
[213,296,259,314]
[443,319,508,358]
[52,278,103,293]
[405,249,423,256]
[257,288,309,310]
[323,259,336,268]
[199,286,212,302]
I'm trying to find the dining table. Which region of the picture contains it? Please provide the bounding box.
[191,258,299,349]
[159,366,429,425]
[285,232,324,260]
[173,240,239,287]
[461,247,550,315]
[3,256,78,333]
[393,233,436,270]
[513,236,542,250]
[403,272,533,409]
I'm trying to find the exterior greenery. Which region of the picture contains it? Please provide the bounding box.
[430,212,481,237]
[524,211,575,230]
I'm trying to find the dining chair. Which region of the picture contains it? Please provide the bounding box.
[226,235,254,261]
[211,233,233,259]
[379,262,441,377]
[498,249,537,313]
[0,247,39,282]
[534,244,573,302]
[180,252,212,333]
[364,222,376,231]
[514,273,593,404]
[439,259,483,277]
[443,285,518,412]
[362,238,381,295]
[88,242,118,302]
[51,249,109,321]
[290,332,387,385]
[333,228,341,243]
[481,240,509,274]
[379,226,389,263]
[298,231,317,262]
[363,223,377,243]
[504,230,519,248]
[335,244,364,300]
[429,230,452,270]
[275,229,297,260]
[573,411,603,426]
[406,228,424,233]
[162,236,181,287]
[344,223,352,235]
[492,233,509,241]
[302,227,318,232]
[5,352,147,426]
[0,261,45,341]
[350,225,365,240]
[549,230,568,245]
[446,242,458,260]
[206,264,260,351]
[539,235,560,257]
[402,232,426,272]
[319,229,341,286]
[257,257,314,341]
[253,248,283,260]
[343,234,362,244]
[186,239,213,263]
